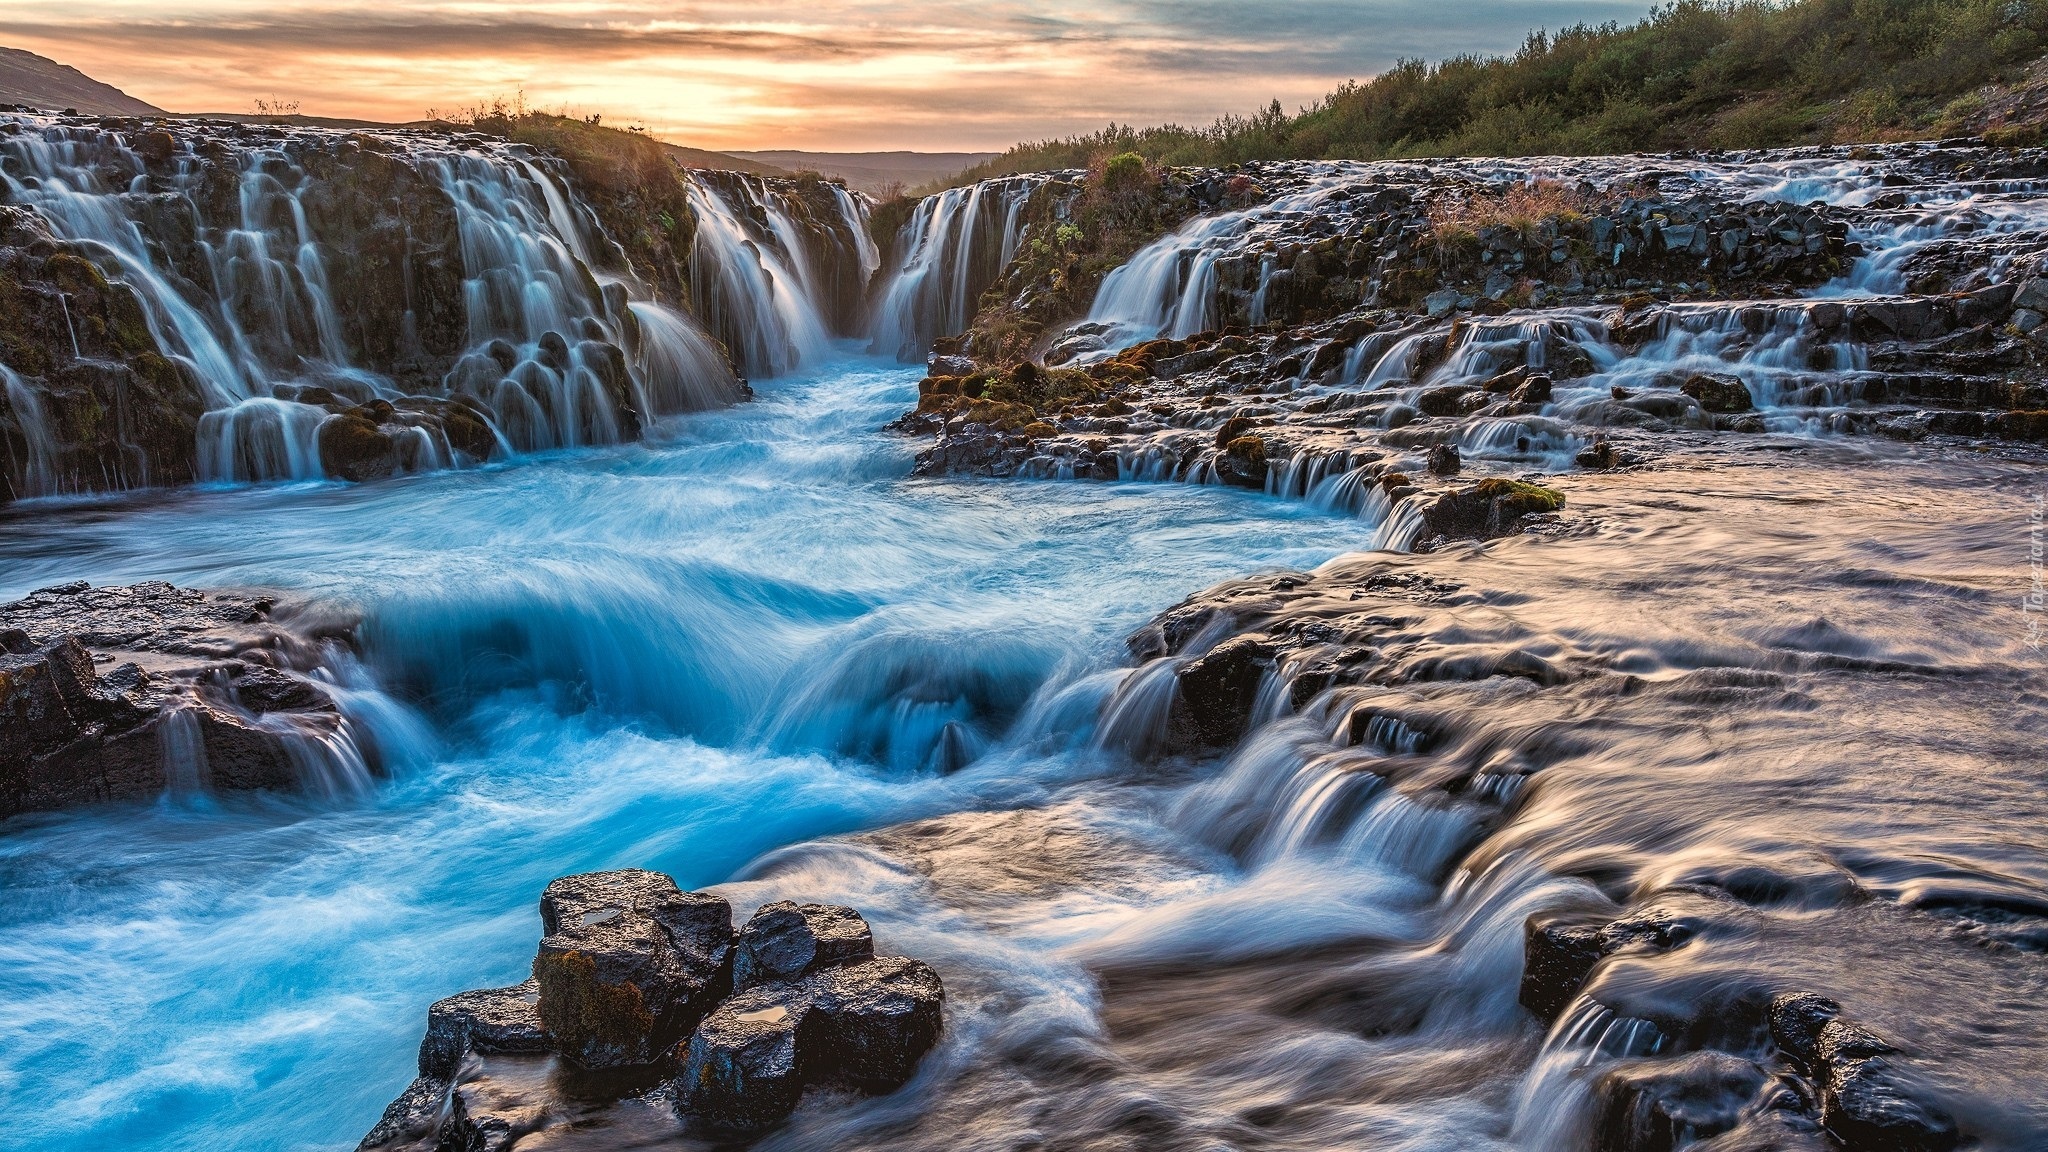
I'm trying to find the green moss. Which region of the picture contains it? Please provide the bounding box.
[1472,477,1566,512]
[1226,435,1268,472]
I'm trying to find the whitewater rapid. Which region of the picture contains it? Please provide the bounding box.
[0,352,1366,1150]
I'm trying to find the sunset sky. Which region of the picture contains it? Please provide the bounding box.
[3,1,1657,152]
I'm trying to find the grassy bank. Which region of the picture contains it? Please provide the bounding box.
[945,0,2048,187]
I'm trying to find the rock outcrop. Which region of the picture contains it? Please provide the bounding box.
[0,110,812,502]
[0,581,369,817]
[891,145,2048,530]
[359,870,944,1149]
[532,869,734,1069]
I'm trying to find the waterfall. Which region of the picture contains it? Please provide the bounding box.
[0,113,746,494]
[1,363,59,499]
[868,176,1041,361]
[1082,170,1367,355]
[626,301,744,417]
[684,171,875,379]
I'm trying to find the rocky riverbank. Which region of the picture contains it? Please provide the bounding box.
[889,144,2048,542]
[0,581,380,817]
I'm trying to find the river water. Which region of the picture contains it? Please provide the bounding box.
[6,348,2046,1152]
[0,352,1368,1150]
[3,149,2047,1151]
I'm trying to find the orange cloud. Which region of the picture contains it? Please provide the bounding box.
[0,1,1655,151]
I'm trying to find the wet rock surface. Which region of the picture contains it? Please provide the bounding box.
[361,869,944,1148]
[731,900,875,991]
[895,146,2048,538]
[0,111,810,501]
[533,869,734,1069]
[0,580,363,817]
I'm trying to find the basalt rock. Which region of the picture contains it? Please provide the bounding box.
[532,869,735,1069]
[679,985,813,1130]
[418,981,549,1080]
[1415,478,1565,550]
[802,955,946,1093]
[1171,635,1278,751]
[679,948,945,1131]
[1521,915,1610,1022]
[1681,372,1755,414]
[0,581,358,818]
[1768,994,1959,1152]
[364,872,944,1146]
[732,901,875,992]
[1592,1051,1771,1152]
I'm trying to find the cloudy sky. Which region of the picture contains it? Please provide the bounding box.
[3,1,1656,151]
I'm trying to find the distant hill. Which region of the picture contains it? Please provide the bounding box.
[0,46,161,115]
[727,151,998,195]
[659,144,790,178]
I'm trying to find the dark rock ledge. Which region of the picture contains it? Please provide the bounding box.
[1522,905,1961,1152]
[360,869,943,1149]
[1,581,360,818]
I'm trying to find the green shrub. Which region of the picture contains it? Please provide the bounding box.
[933,0,2048,183]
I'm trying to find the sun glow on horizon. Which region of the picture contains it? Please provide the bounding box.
[1,0,1656,151]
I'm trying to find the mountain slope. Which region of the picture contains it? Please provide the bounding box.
[0,47,161,115]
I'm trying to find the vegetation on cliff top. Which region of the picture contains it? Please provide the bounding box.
[954,152,1228,364]
[453,101,700,306]
[945,0,2048,186]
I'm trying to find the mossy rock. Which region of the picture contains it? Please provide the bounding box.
[533,947,657,1065]
[1470,477,1565,512]
[1419,478,1566,546]
[964,399,1036,432]
[1993,410,2048,442]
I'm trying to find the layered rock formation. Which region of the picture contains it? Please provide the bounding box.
[0,111,873,502]
[886,144,2048,546]
[0,581,377,817]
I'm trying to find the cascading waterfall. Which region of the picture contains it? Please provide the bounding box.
[1082,169,1370,355]
[0,114,746,492]
[0,123,255,407]
[684,172,875,378]
[1,363,59,499]
[868,176,1043,361]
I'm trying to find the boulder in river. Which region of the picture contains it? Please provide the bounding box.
[1768,993,1959,1152]
[532,869,735,1069]
[418,980,549,1080]
[363,870,944,1146]
[679,943,945,1131]
[1592,1050,1771,1152]
[732,900,875,992]
[679,984,813,1130]
[1681,372,1756,414]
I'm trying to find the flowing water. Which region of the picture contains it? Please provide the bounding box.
[0,350,1368,1150]
[4,137,2047,1152]
[5,351,2044,1151]
[870,176,1049,361]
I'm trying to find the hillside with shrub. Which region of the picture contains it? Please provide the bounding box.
[945,0,2048,186]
